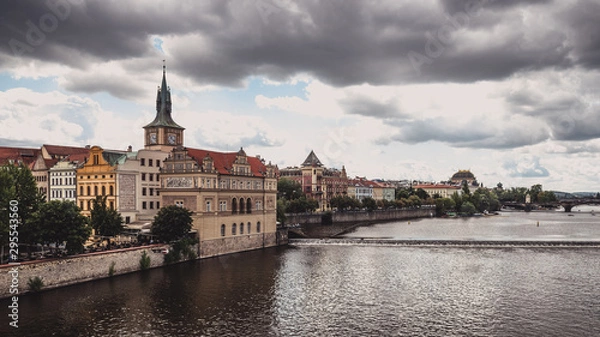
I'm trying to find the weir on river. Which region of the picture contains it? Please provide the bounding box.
[290,238,600,248]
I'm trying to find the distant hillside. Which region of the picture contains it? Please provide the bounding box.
[551,191,575,199]
[572,192,600,198]
[552,191,600,199]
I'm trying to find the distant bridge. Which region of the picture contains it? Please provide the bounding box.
[502,199,600,212]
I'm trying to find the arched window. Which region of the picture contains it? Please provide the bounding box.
[101,186,106,196]
[109,185,114,196]
[94,186,98,196]
[87,200,91,210]
[239,198,245,214]
[232,223,237,235]
[240,222,244,234]
[221,224,226,237]
[247,222,251,234]
[232,198,237,214]
[257,221,261,233]
[246,198,252,214]
[87,186,90,196]
[80,186,83,196]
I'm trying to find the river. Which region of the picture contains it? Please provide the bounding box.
[2,209,600,337]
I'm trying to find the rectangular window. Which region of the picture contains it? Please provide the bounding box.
[149,159,153,167]
[142,201,147,209]
[149,188,154,196]
[219,201,227,211]
[141,158,145,166]
[142,173,146,181]
[142,188,147,196]
[149,174,153,181]
[150,201,154,209]
[206,200,211,212]
[256,201,262,210]
[156,202,160,209]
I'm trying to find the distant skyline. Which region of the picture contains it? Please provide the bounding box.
[0,0,599,192]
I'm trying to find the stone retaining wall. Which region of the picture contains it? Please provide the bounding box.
[286,208,434,225]
[200,232,278,258]
[0,245,169,299]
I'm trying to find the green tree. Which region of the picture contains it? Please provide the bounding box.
[90,196,123,246]
[277,178,303,200]
[361,197,377,211]
[407,195,422,207]
[33,200,90,255]
[529,184,543,203]
[0,163,45,258]
[396,187,412,200]
[451,192,463,212]
[152,205,193,242]
[538,190,557,203]
[435,197,456,216]
[286,197,319,213]
[276,199,287,224]
[461,181,472,200]
[415,188,430,200]
[461,201,477,215]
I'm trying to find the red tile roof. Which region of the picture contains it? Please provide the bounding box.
[42,144,89,158]
[0,146,40,165]
[66,152,89,165]
[185,148,269,177]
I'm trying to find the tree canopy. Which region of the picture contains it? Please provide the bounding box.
[0,163,44,249]
[152,205,193,242]
[277,178,303,201]
[32,200,91,255]
[90,196,123,237]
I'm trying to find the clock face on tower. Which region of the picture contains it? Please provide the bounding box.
[149,133,157,144]
[167,133,176,145]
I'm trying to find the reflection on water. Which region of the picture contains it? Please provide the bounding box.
[2,211,599,337]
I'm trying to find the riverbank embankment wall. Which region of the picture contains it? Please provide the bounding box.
[0,245,169,299]
[286,208,433,225]
[286,208,433,237]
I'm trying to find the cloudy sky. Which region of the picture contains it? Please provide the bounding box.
[1,0,599,192]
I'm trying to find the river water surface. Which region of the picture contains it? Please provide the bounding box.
[2,210,600,337]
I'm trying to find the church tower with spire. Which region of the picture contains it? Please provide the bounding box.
[143,61,185,151]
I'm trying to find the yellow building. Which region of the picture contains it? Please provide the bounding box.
[76,146,124,216]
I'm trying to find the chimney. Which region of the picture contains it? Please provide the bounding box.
[127,145,132,152]
[85,145,91,149]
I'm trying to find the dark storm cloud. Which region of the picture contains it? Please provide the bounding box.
[439,0,552,14]
[557,1,600,69]
[340,96,405,119]
[505,87,600,141]
[378,116,551,149]
[0,0,595,88]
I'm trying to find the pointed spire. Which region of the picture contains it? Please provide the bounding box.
[144,60,184,130]
[301,150,323,167]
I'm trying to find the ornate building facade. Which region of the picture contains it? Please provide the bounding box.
[144,63,281,257]
[279,150,348,211]
[159,147,278,257]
